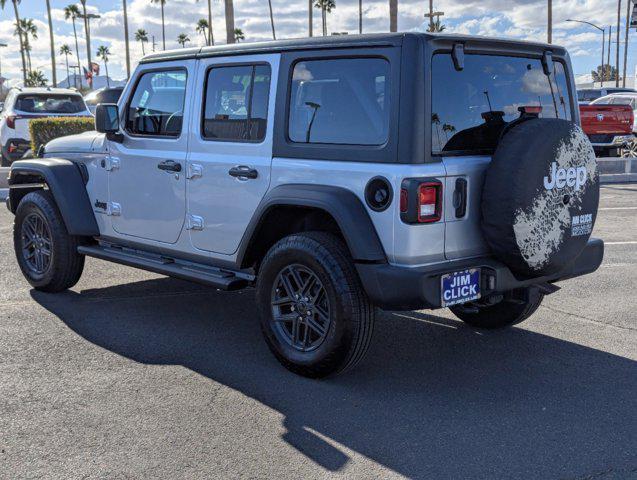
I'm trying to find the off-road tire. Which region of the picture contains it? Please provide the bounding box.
[450,288,544,329]
[13,190,85,292]
[256,231,375,378]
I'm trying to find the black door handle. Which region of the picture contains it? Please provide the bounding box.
[228,165,258,179]
[453,178,467,218]
[158,160,182,172]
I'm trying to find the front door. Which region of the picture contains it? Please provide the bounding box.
[186,54,278,255]
[108,61,195,244]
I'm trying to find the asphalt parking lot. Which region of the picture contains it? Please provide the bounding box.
[0,184,636,479]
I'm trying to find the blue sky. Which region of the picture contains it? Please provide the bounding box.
[1,0,635,84]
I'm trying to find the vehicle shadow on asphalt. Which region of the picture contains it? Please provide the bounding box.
[31,278,637,479]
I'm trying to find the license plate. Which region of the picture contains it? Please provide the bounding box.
[441,269,481,307]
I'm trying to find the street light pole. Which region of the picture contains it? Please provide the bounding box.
[566,19,605,86]
[616,0,622,86]
[622,0,632,87]
[548,0,552,43]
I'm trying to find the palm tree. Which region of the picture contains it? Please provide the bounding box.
[1,0,26,82]
[135,28,149,56]
[308,0,312,37]
[45,0,57,86]
[122,0,131,78]
[16,19,37,72]
[96,45,110,87]
[64,4,83,88]
[196,0,214,45]
[196,18,209,45]
[389,0,397,32]
[427,18,445,32]
[79,0,91,71]
[358,0,362,33]
[177,33,190,48]
[225,0,235,44]
[233,28,244,42]
[25,70,47,87]
[267,0,276,39]
[60,44,72,87]
[314,0,335,36]
[150,0,166,50]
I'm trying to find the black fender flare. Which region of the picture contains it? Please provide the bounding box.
[237,184,387,266]
[8,158,99,236]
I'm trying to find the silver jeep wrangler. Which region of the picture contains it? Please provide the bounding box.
[7,34,603,377]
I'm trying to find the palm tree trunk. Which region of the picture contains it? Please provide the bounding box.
[65,54,69,87]
[308,0,312,37]
[268,0,276,39]
[225,0,235,43]
[389,0,397,32]
[11,0,27,83]
[81,1,92,83]
[45,0,57,86]
[207,0,214,45]
[71,20,83,88]
[141,40,145,56]
[322,8,326,36]
[123,0,131,78]
[105,60,109,87]
[359,0,362,33]
[161,2,166,50]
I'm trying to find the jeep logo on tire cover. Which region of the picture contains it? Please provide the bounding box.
[543,162,587,191]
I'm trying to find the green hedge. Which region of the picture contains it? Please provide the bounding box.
[29,116,95,153]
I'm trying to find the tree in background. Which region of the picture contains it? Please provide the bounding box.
[150,0,167,50]
[16,19,37,72]
[233,28,244,42]
[45,0,57,86]
[0,0,27,83]
[96,45,110,87]
[427,18,445,32]
[196,0,214,45]
[592,64,619,83]
[135,28,149,56]
[25,70,47,87]
[196,18,209,45]
[314,0,335,36]
[177,33,191,48]
[64,4,83,88]
[122,0,131,78]
[389,0,397,32]
[225,0,235,43]
[60,44,73,87]
[79,0,92,72]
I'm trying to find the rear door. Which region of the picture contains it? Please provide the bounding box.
[431,53,574,260]
[186,54,278,255]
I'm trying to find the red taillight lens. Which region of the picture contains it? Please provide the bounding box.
[400,188,408,213]
[6,115,16,129]
[417,182,442,223]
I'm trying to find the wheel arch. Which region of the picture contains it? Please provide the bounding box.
[8,158,99,237]
[237,184,387,270]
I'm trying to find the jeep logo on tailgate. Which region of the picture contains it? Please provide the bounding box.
[543,162,587,191]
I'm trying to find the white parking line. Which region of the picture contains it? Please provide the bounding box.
[605,241,637,245]
[599,207,637,210]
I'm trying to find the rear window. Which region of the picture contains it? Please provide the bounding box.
[288,58,390,145]
[578,89,602,102]
[15,94,86,114]
[432,54,572,154]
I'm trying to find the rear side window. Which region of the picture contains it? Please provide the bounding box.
[126,69,187,137]
[15,94,85,113]
[202,64,271,142]
[431,54,572,154]
[288,58,390,145]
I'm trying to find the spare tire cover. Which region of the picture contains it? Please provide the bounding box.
[482,118,599,277]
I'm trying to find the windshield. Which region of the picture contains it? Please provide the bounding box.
[15,94,87,114]
[431,54,572,154]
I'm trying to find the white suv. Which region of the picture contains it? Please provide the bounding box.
[0,87,92,166]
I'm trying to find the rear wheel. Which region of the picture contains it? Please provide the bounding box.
[620,137,637,158]
[13,190,85,292]
[256,231,374,378]
[450,287,544,329]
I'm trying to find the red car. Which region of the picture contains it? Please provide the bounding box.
[579,103,634,157]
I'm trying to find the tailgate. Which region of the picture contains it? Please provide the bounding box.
[579,105,633,134]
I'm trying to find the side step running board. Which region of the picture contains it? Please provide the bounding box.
[78,244,251,291]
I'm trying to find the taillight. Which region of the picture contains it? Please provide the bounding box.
[418,182,442,223]
[5,115,16,129]
[400,178,443,224]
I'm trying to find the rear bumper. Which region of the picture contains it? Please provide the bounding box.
[356,238,604,311]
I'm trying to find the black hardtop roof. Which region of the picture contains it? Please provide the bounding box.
[140,32,565,64]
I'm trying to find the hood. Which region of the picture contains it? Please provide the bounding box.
[44,131,107,154]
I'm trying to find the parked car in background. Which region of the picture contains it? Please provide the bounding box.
[83,87,125,115]
[577,87,635,104]
[590,92,637,157]
[579,100,633,157]
[0,87,92,166]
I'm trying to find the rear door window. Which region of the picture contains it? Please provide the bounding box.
[14,94,86,113]
[431,54,573,154]
[288,58,390,145]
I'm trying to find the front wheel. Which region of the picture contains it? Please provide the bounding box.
[450,288,544,329]
[13,190,85,292]
[256,232,375,378]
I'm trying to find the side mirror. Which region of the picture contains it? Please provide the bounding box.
[95,103,120,133]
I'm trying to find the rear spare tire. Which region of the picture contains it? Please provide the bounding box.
[481,118,599,277]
